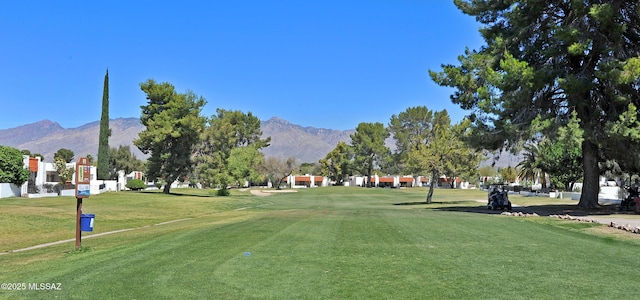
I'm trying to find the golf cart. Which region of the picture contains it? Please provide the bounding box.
[487,184,512,211]
[620,184,640,212]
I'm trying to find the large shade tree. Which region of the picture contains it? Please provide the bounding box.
[350,122,390,187]
[134,79,206,194]
[404,111,480,203]
[431,1,640,208]
[194,109,270,190]
[389,106,437,174]
[319,141,353,185]
[227,145,264,187]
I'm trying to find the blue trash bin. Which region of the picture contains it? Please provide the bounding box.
[80,214,95,232]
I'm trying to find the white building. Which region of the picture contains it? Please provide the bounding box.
[287,175,328,188]
[0,155,145,198]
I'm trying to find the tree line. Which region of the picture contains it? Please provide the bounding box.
[132,79,484,200]
[320,107,481,203]
[134,79,278,194]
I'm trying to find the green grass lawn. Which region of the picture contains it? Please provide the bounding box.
[0,188,261,251]
[1,187,640,299]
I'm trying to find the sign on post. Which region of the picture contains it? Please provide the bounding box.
[75,157,90,249]
[75,157,91,198]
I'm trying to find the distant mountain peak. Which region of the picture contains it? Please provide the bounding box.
[0,120,64,153]
[36,119,59,125]
[3,119,61,132]
[25,119,62,129]
[266,116,290,124]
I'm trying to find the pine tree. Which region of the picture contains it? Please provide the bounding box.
[431,1,640,208]
[135,79,207,194]
[97,69,111,180]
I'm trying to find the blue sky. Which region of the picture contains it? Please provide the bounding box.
[0,1,484,131]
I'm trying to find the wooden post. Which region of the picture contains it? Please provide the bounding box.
[75,198,82,249]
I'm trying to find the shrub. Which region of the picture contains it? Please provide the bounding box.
[211,188,230,197]
[126,179,147,191]
[43,183,54,193]
[0,145,29,186]
[219,189,231,196]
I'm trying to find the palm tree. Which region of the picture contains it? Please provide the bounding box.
[517,143,547,189]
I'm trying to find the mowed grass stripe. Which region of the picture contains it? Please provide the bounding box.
[210,210,342,299]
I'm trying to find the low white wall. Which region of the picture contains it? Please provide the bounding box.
[102,180,118,192]
[26,193,58,198]
[0,183,21,198]
[61,189,75,196]
[519,191,537,197]
[89,180,118,195]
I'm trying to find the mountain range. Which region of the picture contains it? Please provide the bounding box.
[260,117,354,162]
[0,117,354,163]
[0,117,519,167]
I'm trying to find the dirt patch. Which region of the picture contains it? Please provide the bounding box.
[250,190,271,197]
[250,189,297,197]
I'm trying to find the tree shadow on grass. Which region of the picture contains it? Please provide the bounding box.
[429,202,626,217]
[394,201,476,206]
[136,190,212,198]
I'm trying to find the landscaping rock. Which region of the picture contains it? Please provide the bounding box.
[500,211,539,217]
[549,214,599,223]
[605,221,640,234]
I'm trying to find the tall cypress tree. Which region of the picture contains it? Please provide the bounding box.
[97,69,111,180]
